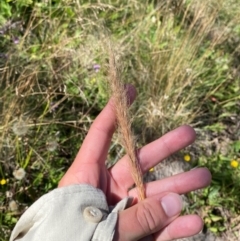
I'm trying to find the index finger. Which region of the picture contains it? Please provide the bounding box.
[66,85,137,173]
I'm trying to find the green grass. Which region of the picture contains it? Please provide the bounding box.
[1,0,240,240]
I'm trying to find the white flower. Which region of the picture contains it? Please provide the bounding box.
[9,200,18,211]
[6,191,13,198]
[151,16,157,23]
[46,139,58,152]
[13,168,26,180]
[12,120,29,136]
[186,68,193,75]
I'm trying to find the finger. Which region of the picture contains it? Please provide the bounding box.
[110,125,196,191]
[59,85,136,188]
[154,215,203,241]
[75,84,136,166]
[128,167,211,199]
[113,193,182,241]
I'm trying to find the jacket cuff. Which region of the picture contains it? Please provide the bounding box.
[10,184,131,241]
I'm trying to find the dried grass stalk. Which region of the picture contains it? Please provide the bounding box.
[108,48,145,201]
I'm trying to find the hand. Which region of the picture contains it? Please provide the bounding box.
[59,85,211,241]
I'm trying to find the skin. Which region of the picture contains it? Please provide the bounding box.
[58,85,211,241]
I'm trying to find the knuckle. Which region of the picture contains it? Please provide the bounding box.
[136,201,161,235]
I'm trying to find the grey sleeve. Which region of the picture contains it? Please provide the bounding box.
[10,184,131,241]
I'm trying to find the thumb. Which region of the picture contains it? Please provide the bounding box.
[113,193,182,241]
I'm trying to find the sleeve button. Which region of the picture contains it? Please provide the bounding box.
[83,206,103,223]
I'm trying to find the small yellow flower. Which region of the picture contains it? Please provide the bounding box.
[184,154,191,162]
[90,78,96,84]
[149,167,154,172]
[0,179,7,185]
[230,160,239,168]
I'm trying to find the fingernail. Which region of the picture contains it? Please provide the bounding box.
[161,193,182,217]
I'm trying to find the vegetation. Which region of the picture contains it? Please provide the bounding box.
[0,0,240,240]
